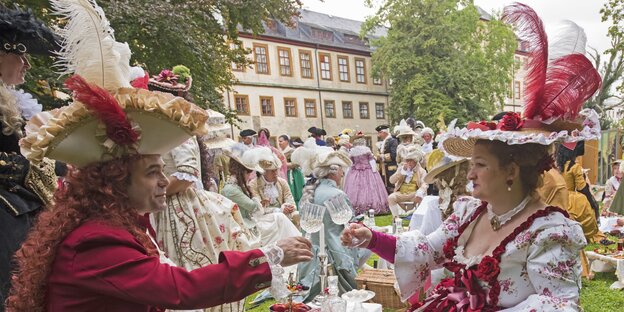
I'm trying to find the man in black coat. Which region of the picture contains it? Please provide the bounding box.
[375,125,398,192]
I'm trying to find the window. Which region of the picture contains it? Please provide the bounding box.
[305,99,317,117]
[342,101,353,119]
[373,77,382,85]
[284,97,297,117]
[260,96,274,116]
[514,81,521,99]
[299,50,313,79]
[355,58,367,84]
[230,42,244,72]
[319,53,332,80]
[234,94,249,115]
[337,56,350,82]
[324,100,335,118]
[375,103,385,119]
[253,43,270,74]
[311,28,334,41]
[277,47,292,76]
[359,102,369,119]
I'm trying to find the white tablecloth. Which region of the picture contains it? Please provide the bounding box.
[585,251,624,289]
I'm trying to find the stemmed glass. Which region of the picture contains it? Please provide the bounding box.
[299,202,325,240]
[324,194,364,247]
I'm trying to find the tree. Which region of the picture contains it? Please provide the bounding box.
[585,0,624,130]
[362,0,516,129]
[5,0,302,121]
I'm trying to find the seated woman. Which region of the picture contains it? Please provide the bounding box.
[557,142,604,243]
[387,145,428,217]
[292,138,360,302]
[221,144,300,248]
[603,160,622,212]
[248,146,300,227]
[409,149,476,235]
[341,5,598,310]
[343,135,389,215]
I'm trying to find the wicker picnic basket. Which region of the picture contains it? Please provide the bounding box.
[355,269,406,309]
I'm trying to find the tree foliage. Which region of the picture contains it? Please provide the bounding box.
[362,0,516,129]
[4,0,302,122]
[586,0,624,130]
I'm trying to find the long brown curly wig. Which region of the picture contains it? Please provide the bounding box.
[6,156,158,311]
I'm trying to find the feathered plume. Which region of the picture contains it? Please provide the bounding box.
[241,146,276,169]
[51,0,131,91]
[503,3,548,120]
[548,20,587,61]
[65,75,139,146]
[540,54,601,120]
[393,119,411,135]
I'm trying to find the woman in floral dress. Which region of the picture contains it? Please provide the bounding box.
[340,4,601,311]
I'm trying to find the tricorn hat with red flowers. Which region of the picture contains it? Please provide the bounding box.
[19,0,207,167]
[440,3,601,157]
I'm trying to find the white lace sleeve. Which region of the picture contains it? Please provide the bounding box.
[170,172,202,189]
[259,243,290,300]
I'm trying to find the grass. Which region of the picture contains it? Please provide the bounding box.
[246,216,624,311]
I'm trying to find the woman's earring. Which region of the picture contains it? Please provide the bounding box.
[506,180,513,192]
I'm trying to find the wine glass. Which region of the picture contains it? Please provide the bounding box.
[324,194,364,247]
[300,202,325,239]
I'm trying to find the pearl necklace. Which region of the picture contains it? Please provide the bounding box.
[486,195,531,231]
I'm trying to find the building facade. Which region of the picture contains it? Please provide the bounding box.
[224,10,389,146]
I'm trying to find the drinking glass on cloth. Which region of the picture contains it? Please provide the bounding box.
[300,202,325,240]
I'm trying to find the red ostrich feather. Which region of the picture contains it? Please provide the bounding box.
[65,75,139,146]
[540,54,602,120]
[503,3,548,120]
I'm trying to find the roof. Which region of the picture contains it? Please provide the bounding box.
[240,9,387,53]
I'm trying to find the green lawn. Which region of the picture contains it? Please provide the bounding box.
[246,216,624,311]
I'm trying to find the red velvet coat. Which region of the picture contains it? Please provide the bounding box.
[46,220,271,311]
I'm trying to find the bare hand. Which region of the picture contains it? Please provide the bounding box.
[340,223,373,248]
[277,236,313,267]
[261,199,270,207]
[282,204,295,214]
[414,196,423,205]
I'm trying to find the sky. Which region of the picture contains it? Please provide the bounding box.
[303,0,612,56]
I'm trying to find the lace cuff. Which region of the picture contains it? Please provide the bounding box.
[171,171,203,189]
[260,243,290,300]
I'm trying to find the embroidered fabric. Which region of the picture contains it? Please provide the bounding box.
[171,171,203,189]
[259,243,290,300]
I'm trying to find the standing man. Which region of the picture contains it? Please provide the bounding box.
[308,126,327,146]
[240,129,257,147]
[375,125,398,192]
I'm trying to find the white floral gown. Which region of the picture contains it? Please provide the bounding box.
[151,137,253,312]
[394,197,586,311]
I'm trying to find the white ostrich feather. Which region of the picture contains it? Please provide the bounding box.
[51,0,131,90]
[241,146,276,168]
[548,20,587,61]
[393,119,411,135]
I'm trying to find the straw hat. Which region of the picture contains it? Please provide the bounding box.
[424,149,469,184]
[440,4,601,158]
[20,1,208,167]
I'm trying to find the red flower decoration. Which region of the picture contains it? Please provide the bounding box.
[107,122,140,146]
[475,256,500,282]
[479,121,497,130]
[443,239,456,259]
[536,154,555,173]
[156,69,179,84]
[497,112,524,131]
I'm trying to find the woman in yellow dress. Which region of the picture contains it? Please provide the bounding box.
[556,141,604,243]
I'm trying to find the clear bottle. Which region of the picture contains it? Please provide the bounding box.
[394,216,403,234]
[367,208,376,227]
[321,276,346,312]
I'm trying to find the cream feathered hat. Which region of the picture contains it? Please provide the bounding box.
[19,0,208,167]
[243,146,282,171]
[291,138,352,176]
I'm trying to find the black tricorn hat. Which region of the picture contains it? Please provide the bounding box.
[239,129,257,137]
[375,125,390,132]
[0,6,60,55]
[308,126,326,136]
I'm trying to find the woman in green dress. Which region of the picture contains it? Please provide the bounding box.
[279,135,305,207]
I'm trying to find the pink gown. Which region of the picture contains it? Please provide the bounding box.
[343,146,389,215]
